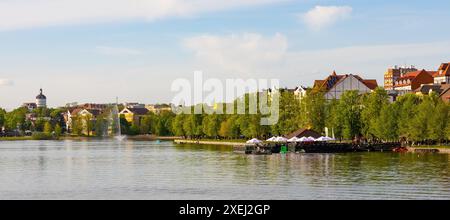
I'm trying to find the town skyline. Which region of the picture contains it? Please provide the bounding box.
[1,0,450,109]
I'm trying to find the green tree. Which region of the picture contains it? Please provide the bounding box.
[0,108,6,128]
[374,104,399,141]
[338,91,362,140]
[43,121,53,134]
[427,100,449,142]
[172,113,186,137]
[360,87,389,139]
[54,124,62,137]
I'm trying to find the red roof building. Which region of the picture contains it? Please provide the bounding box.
[434,62,450,84]
[313,71,378,100]
[394,69,434,94]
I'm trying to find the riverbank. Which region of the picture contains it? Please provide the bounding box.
[174,139,247,146]
[408,146,450,154]
[0,135,181,142]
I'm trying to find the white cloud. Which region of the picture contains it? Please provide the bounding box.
[183,33,288,75]
[0,79,14,86]
[184,32,449,86]
[95,46,143,56]
[0,0,286,31]
[301,6,353,31]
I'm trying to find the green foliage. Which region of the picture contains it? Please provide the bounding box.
[54,124,62,137]
[32,132,53,140]
[43,121,53,134]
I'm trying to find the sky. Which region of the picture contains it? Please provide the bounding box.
[0,0,449,109]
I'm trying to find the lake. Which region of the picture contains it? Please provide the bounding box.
[0,140,448,200]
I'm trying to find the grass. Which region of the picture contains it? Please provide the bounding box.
[413,145,450,149]
[0,136,33,141]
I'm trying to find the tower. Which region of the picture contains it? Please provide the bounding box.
[36,88,47,108]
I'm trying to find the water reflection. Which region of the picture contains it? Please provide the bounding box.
[0,140,448,200]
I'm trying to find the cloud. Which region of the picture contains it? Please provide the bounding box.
[95,46,143,56]
[0,79,14,86]
[183,33,288,75]
[301,6,353,31]
[183,32,449,86]
[0,0,286,31]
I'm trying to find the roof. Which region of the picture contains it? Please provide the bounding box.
[314,71,377,92]
[286,128,321,139]
[399,69,431,80]
[362,80,378,90]
[435,62,450,77]
[414,84,444,94]
[36,89,46,99]
[123,107,149,115]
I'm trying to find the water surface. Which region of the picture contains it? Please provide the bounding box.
[0,140,448,200]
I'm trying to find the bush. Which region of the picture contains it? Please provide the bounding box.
[32,132,54,140]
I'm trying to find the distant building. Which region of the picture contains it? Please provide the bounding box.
[433,62,450,84]
[415,84,450,103]
[119,107,149,126]
[36,88,47,108]
[384,65,417,90]
[394,70,435,95]
[22,103,37,111]
[313,71,378,100]
[65,108,103,135]
[145,104,172,114]
[294,86,308,100]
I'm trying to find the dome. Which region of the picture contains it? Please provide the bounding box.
[36,88,46,99]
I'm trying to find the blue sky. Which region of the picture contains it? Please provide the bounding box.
[0,0,449,109]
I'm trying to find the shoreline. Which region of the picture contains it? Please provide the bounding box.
[174,139,247,146]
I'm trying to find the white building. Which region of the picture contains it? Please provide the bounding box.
[434,63,450,84]
[36,88,47,108]
[313,71,378,100]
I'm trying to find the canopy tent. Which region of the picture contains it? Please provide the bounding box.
[315,136,335,142]
[275,136,288,142]
[288,137,301,142]
[246,138,263,144]
[299,137,315,142]
[266,137,277,142]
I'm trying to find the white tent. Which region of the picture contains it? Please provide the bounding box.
[299,137,315,142]
[266,137,277,142]
[246,138,263,144]
[275,136,288,142]
[315,136,335,142]
[288,137,300,142]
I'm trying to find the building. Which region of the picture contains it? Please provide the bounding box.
[286,128,321,139]
[394,69,435,95]
[119,107,149,126]
[36,88,47,108]
[439,84,450,103]
[313,71,378,100]
[415,84,450,103]
[294,86,308,100]
[145,104,172,114]
[384,65,417,90]
[22,103,37,111]
[65,108,103,135]
[433,62,450,84]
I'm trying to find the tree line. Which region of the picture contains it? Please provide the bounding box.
[1,87,449,143]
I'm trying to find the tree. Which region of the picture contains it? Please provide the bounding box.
[301,90,326,133]
[409,96,433,142]
[338,91,362,140]
[427,100,449,142]
[360,87,389,139]
[43,121,53,134]
[172,113,186,137]
[0,108,6,128]
[374,104,399,141]
[54,124,62,137]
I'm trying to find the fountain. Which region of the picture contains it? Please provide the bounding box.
[107,102,126,141]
